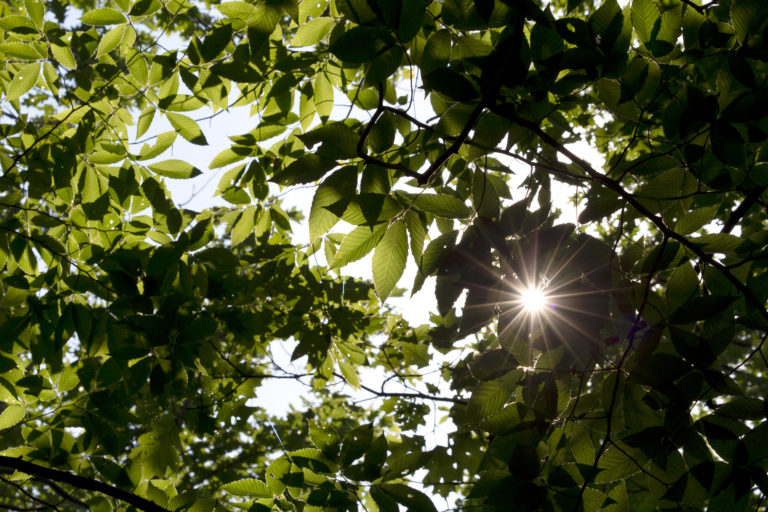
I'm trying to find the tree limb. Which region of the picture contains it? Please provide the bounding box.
[0,456,170,512]
[679,0,706,14]
[415,102,485,185]
[722,186,766,234]
[334,372,467,405]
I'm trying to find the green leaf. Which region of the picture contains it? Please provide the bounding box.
[231,207,257,246]
[341,424,373,466]
[372,220,408,300]
[421,30,451,75]
[6,62,40,102]
[0,404,25,429]
[81,7,126,25]
[166,112,208,145]
[292,16,335,46]
[0,42,44,60]
[148,159,202,179]
[404,210,425,265]
[711,122,745,167]
[272,154,335,186]
[217,1,256,19]
[246,2,282,33]
[423,68,478,102]
[330,225,386,269]
[690,233,745,256]
[329,27,392,63]
[398,0,427,42]
[97,24,126,56]
[413,230,457,294]
[314,71,334,119]
[466,372,517,422]
[209,147,250,169]
[220,478,272,497]
[472,171,500,219]
[136,107,155,139]
[410,193,471,219]
[731,0,765,44]
[137,131,177,160]
[25,0,44,28]
[376,483,437,512]
[666,262,699,312]
[336,0,377,24]
[675,206,718,235]
[309,421,340,456]
[596,442,644,483]
[309,166,357,240]
[50,44,76,70]
[631,0,658,43]
[668,296,736,324]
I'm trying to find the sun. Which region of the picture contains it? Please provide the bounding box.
[520,286,549,314]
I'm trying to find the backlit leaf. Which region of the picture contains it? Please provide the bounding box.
[148,159,202,179]
[166,112,208,145]
[220,478,272,497]
[372,220,407,300]
[0,404,25,429]
[81,7,125,25]
[6,63,40,101]
[292,16,334,46]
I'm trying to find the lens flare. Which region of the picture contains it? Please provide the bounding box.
[520,286,549,314]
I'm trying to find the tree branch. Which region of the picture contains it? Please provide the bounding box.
[415,102,485,185]
[334,372,467,405]
[356,84,422,181]
[679,0,706,14]
[0,456,170,512]
[722,186,766,234]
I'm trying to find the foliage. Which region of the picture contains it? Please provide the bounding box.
[1,0,768,510]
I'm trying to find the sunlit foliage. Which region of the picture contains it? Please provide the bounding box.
[1,0,768,510]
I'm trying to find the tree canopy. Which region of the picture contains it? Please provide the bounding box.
[2,0,768,510]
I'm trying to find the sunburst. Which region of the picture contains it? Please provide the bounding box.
[519,284,550,315]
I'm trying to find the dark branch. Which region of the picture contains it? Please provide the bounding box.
[356,83,422,181]
[415,102,485,185]
[722,186,766,234]
[334,372,467,405]
[0,456,170,512]
[679,0,706,14]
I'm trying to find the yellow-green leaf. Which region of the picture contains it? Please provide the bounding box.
[0,404,25,430]
[97,24,126,56]
[309,166,357,240]
[292,16,334,46]
[137,131,177,160]
[372,220,407,300]
[220,478,272,497]
[0,42,42,60]
[209,147,249,169]
[136,106,155,139]
[81,7,125,25]
[231,207,257,246]
[51,44,77,69]
[166,112,207,145]
[410,193,471,219]
[7,62,40,102]
[148,159,202,179]
[314,71,333,120]
[330,225,386,269]
[217,1,257,20]
[25,0,44,29]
